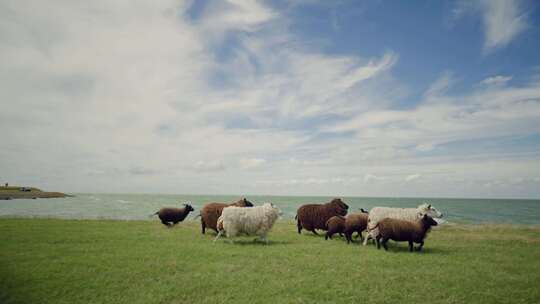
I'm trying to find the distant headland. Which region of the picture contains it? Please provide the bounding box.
[0,183,71,200]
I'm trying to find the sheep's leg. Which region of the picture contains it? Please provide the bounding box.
[258,234,268,244]
[213,230,223,242]
[345,232,351,244]
[416,241,424,252]
[161,220,171,227]
[358,231,364,242]
[310,229,319,235]
[325,232,331,240]
[201,219,206,234]
[376,235,381,249]
[363,231,372,246]
[366,227,379,246]
[297,219,302,234]
[339,233,343,237]
[382,238,389,251]
[408,241,414,252]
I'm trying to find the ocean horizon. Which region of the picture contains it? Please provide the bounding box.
[1,193,539,226]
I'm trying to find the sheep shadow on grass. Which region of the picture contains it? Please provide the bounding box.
[215,239,291,246]
[374,243,451,255]
[299,231,328,238]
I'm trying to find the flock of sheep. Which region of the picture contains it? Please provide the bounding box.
[153,197,444,252]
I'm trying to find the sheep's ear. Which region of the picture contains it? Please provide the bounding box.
[243,198,247,202]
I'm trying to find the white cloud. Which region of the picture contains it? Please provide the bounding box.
[405,174,421,182]
[191,161,226,172]
[325,75,540,150]
[424,71,455,99]
[364,174,384,183]
[0,1,539,198]
[481,0,528,51]
[480,75,512,86]
[454,0,529,52]
[415,143,435,152]
[239,158,266,169]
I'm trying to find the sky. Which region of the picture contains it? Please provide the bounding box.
[1,0,540,198]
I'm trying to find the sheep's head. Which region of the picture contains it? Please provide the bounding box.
[359,208,369,214]
[237,197,254,207]
[418,203,442,218]
[331,198,349,215]
[422,214,438,227]
[183,204,195,213]
[264,203,282,216]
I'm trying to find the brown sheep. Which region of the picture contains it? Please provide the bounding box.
[296,198,349,235]
[200,198,253,234]
[376,214,438,252]
[325,215,346,240]
[343,212,369,244]
[154,204,194,227]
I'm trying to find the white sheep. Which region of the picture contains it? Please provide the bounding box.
[363,203,443,246]
[214,203,281,243]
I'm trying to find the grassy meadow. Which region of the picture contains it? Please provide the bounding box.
[1,218,539,304]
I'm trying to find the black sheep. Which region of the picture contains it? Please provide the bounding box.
[296,198,349,235]
[154,204,194,227]
[375,214,438,252]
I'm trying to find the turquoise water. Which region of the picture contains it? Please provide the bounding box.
[1,194,539,225]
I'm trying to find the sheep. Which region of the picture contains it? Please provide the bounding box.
[214,203,281,243]
[154,204,194,227]
[363,203,443,245]
[343,212,369,244]
[375,214,438,252]
[325,215,345,240]
[200,198,253,234]
[325,212,368,243]
[296,198,349,235]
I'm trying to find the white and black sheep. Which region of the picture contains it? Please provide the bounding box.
[214,203,281,243]
[363,203,443,245]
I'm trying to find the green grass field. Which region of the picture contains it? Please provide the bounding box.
[1,219,539,304]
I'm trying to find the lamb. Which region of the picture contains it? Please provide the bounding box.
[325,212,368,243]
[343,212,369,244]
[154,204,194,227]
[200,198,253,234]
[325,215,345,240]
[214,203,281,243]
[296,198,349,235]
[375,214,438,252]
[363,203,443,245]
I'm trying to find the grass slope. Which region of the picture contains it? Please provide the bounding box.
[0,186,67,199]
[0,219,539,304]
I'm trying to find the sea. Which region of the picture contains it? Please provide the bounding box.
[1,194,539,225]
